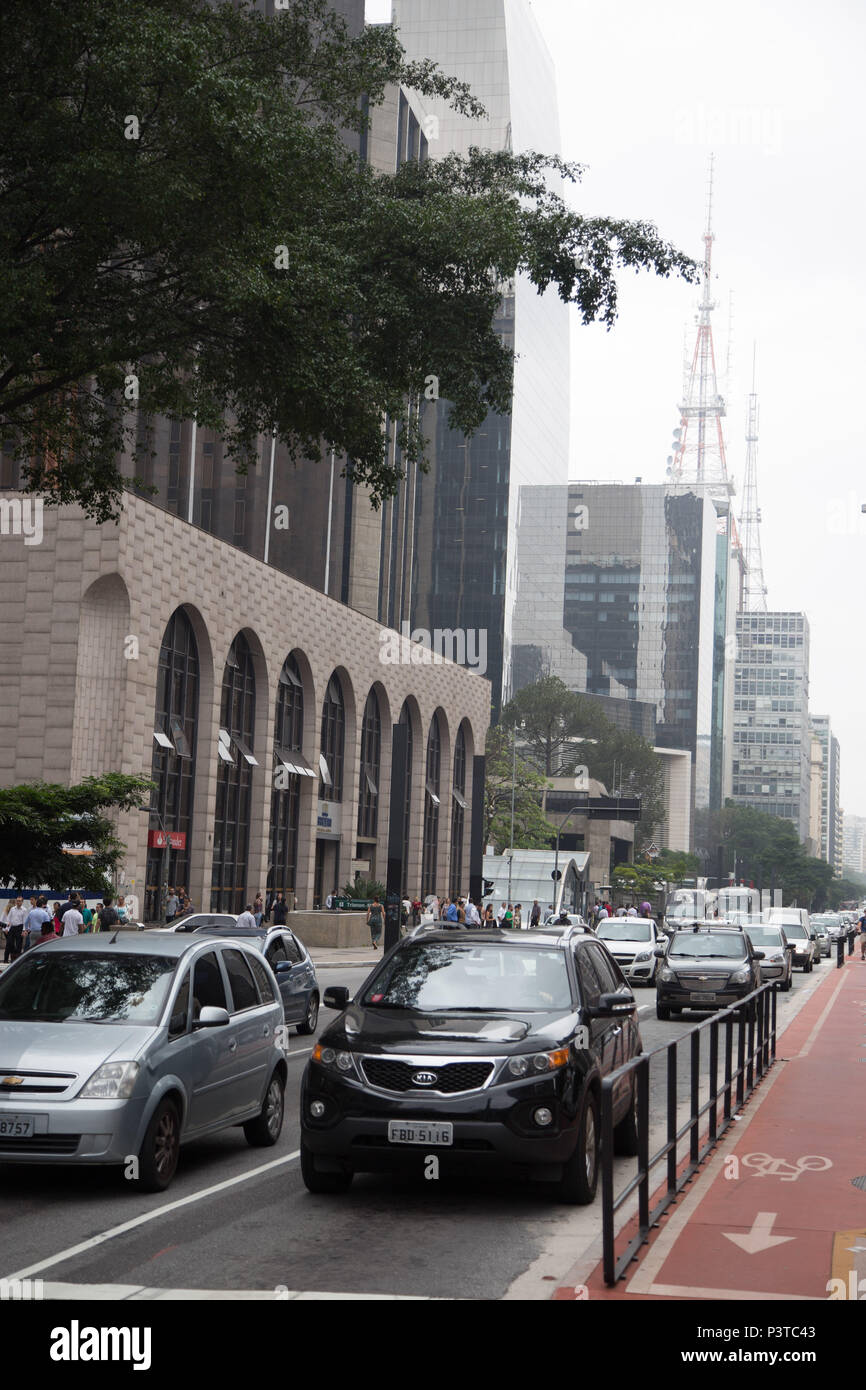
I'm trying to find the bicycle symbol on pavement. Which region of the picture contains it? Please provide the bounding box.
[741,1152,833,1182]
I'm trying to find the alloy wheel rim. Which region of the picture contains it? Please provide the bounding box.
[307,997,318,1029]
[154,1110,178,1176]
[266,1080,284,1138]
[585,1107,597,1184]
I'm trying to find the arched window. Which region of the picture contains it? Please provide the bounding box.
[146,610,199,921]
[450,725,467,893]
[270,653,304,903]
[398,702,414,898]
[211,634,256,912]
[358,690,381,842]
[319,675,345,801]
[422,715,441,899]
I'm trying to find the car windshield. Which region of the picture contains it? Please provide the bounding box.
[784,924,807,940]
[669,934,747,960]
[746,928,783,947]
[597,921,653,942]
[0,952,177,1024]
[361,943,572,1012]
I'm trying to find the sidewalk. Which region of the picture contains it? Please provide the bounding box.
[308,944,382,969]
[560,952,866,1301]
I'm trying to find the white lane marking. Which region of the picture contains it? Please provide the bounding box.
[284,1047,313,1060]
[2,1149,301,1284]
[798,973,847,1057]
[39,1281,433,1301]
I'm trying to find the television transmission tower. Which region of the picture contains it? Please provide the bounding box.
[666,155,733,499]
[739,348,768,611]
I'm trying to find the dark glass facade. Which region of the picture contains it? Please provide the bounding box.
[211,634,256,912]
[422,713,441,898]
[319,675,345,802]
[269,653,304,901]
[146,609,199,920]
[357,688,381,857]
[450,723,467,892]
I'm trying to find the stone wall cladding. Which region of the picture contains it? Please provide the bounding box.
[0,491,491,910]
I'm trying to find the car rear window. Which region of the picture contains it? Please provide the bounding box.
[669,934,747,959]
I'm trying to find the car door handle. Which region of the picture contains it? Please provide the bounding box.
[610,1026,622,1037]
[228,1039,238,1052]
[262,1025,270,1037]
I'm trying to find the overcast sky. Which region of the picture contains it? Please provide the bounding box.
[367,0,866,819]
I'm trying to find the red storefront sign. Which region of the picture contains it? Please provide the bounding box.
[147,830,187,851]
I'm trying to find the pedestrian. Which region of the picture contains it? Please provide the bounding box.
[61,899,84,936]
[97,895,120,933]
[504,903,514,928]
[401,896,411,929]
[596,902,609,922]
[272,892,288,926]
[115,894,128,923]
[530,899,541,928]
[496,902,507,927]
[237,902,257,931]
[164,886,178,925]
[445,897,459,924]
[483,904,496,926]
[253,893,264,926]
[465,898,481,927]
[456,898,466,924]
[35,917,57,946]
[627,904,637,917]
[3,896,27,962]
[859,909,866,960]
[514,903,523,929]
[51,903,63,935]
[24,896,51,951]
[367,895,384,948]
[81,901,94,933]
[412,896,422,927]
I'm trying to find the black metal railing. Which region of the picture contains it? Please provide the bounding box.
[600,982,777,1285]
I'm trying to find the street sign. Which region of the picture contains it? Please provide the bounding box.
[551,869,562,880]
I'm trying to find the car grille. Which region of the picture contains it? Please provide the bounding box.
[613,954,636,967]
[361,1058,494,1094]
[0,1135,81,1154]
[678,975,730,991]
[0,1070,77,1094]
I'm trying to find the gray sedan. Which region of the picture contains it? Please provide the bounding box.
[0,933,287,1190]
[192,924,320,1035]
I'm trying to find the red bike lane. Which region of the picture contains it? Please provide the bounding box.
[559,954,866,1302]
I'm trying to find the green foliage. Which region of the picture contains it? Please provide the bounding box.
[0,0,696,520]
[0,775,154,891]
[501,677,665,848]
[484,726,557,854]
[654,850,700,884]
[701,803,835,910]
[612,862,660,897]
[341,878,385,902]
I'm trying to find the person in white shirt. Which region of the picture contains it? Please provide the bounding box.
[626,906,638,916]
[236,905,257,931]
[62,906,84,936]
[496,903,507,926]
[465,899,481,927]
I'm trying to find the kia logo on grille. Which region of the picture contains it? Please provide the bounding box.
[412,1071,438,1086]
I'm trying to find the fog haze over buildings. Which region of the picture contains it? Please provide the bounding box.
[368,0,866,817]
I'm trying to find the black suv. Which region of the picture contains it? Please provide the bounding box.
[300,928,642,1204]
[655,925,765,1020]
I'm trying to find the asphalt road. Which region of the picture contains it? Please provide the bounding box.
[0,954,833,1300]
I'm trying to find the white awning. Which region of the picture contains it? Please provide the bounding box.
[153,730,173,750]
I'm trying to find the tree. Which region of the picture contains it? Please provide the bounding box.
[612,862,660,898]
[0,775,154,891]
[501,677,665,848]
[483,726,557,854]
[0,0,697,520]
[654,850,700,885]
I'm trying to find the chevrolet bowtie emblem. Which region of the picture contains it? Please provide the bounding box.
[1,1077,24,1087]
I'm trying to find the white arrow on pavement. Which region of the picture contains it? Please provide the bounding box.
[723,1212,795,1255]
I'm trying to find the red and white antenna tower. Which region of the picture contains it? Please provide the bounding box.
[666,155,734,498]
[739,346,768,611]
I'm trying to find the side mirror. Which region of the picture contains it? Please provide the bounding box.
[753,950,765,961]
[587,991,636,1018]
[323,986,350,1011]
[194,1005,230,1029]
[274,961,291,975]
[653,946,666,958]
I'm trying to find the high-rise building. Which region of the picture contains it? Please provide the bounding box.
[387,0,571,712]
[510,480,736,842]
[730,612,811,841]
[810,715,842,873]
[842,813,866,877]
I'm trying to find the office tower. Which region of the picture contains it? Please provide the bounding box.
[810,715,842,872]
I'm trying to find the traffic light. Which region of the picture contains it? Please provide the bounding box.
[483,879,495,896]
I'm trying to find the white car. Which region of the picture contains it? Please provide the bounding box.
[595,916,666,986]
[147,912,239,934]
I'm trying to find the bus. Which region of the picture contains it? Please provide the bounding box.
[716,886,761,921]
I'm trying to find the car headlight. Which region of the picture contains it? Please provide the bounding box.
[729,967,751,985]
[312,1043,357,1074]
[80,1061,140,1100]
[507,1049,569,1078]
[769,954,784,963]
[659,966,676,982]
[634,951,652,962]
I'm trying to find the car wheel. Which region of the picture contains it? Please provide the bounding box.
[243,1071,285,1147]
[557,1089,599,1205]
[296,993,319,1036]
[300,1139,353,1194]
[613,1079,639,1157]
[134,1098,181,1192]
[656,1002,671,1020]
[782,973,792,992]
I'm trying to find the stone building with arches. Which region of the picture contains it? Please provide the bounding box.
[0,492,490,917]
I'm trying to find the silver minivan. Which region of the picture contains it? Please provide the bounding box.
[0,933,287,1190]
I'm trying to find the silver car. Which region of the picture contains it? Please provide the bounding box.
[0,933,287,1191]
